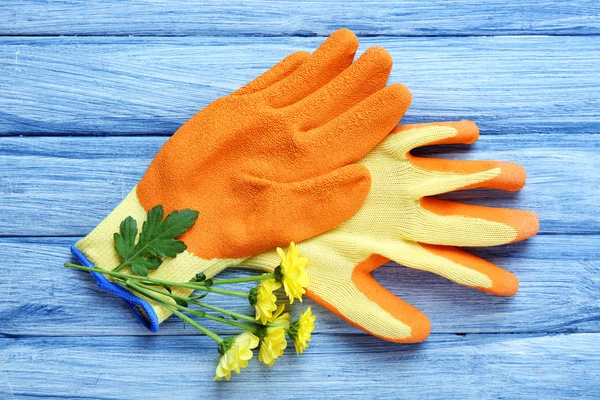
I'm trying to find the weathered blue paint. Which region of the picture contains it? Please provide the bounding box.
[1,0,599,36]
[1,334,599,398]
[0,1,598,398]
[0,36,599,136]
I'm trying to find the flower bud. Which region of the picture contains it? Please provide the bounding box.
[248,286,259,306]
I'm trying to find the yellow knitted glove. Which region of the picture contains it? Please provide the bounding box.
[243,121,539,343]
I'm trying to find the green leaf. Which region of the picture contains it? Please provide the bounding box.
[113,205,199,276]
[130,256,161,277]
[175,298,188,308]
[194,272,206,282]
[114,216,138,262]
[137,206,199,258]
[159,284,172,294]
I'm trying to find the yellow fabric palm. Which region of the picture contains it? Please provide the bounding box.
[243,120,539,342]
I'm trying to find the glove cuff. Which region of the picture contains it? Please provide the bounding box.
[74,187,242,331]
[71,243,161,332]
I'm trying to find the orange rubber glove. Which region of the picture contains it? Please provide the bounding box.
[245,121,539,343]
[73,29,412,331]
[137,29,412,260]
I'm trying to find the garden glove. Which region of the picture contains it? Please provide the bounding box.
[244,121,539,343]
[72,29,412,331]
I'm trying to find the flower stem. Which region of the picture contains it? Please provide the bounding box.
[113,262,127,273]
[131,281,281,330]
[124,280,257,333]
[64,263,248,297]
[202,287,249,298]
[164,304,223,343]
[191,300,257,324]
[210,274,275,285]
[191,300,284,328]
[140,282,287,332]
[129,282,250,322]
[123,280,222,343]
[202,314,257,331]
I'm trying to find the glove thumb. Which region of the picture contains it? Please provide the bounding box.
[306,254,431,343]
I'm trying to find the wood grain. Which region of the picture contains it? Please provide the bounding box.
[0,134,597,236]
[1,36,598,135]
[1,0,599,36]
[1,234,598,337]
[1,1,599,396]
[1,334,598,399]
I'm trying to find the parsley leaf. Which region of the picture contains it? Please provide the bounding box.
[113,205,199,276]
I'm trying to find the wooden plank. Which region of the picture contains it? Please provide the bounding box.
[1,36,598,135]
[1,234,598,337]
[1,0,599,36]
[0,134,598,236]
[0,333,598,399]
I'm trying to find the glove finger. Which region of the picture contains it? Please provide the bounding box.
[383,120,479,157]
[306,254,431,343]
[409,197,539,246]
[410,159,525,198]
[380,241,519,296]
[296,83,411,174]
[232,51,310,96]
[261,28,359,108]
[243,163,371,251]
[287,46,392,130]
[407,159,526,197]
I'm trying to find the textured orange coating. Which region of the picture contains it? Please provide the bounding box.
[420,197,540,243]
[137,29,412,259]
[307,255,432,343]
[409,157,526,191]
[232,51,311,96]
[351,255,432,342]
[403,120,526,191]
[419,243,519,296]
[392,120,480,145]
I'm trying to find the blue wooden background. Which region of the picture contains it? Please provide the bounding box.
[1,1,599,399]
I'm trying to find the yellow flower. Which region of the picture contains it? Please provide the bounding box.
[276,242,309,303]
[251,278,282,325]
[258,305,290,366]
[288,306,316,355]
[214,331,259,381]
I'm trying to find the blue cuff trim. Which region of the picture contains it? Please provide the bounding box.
[70,244,160,333]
